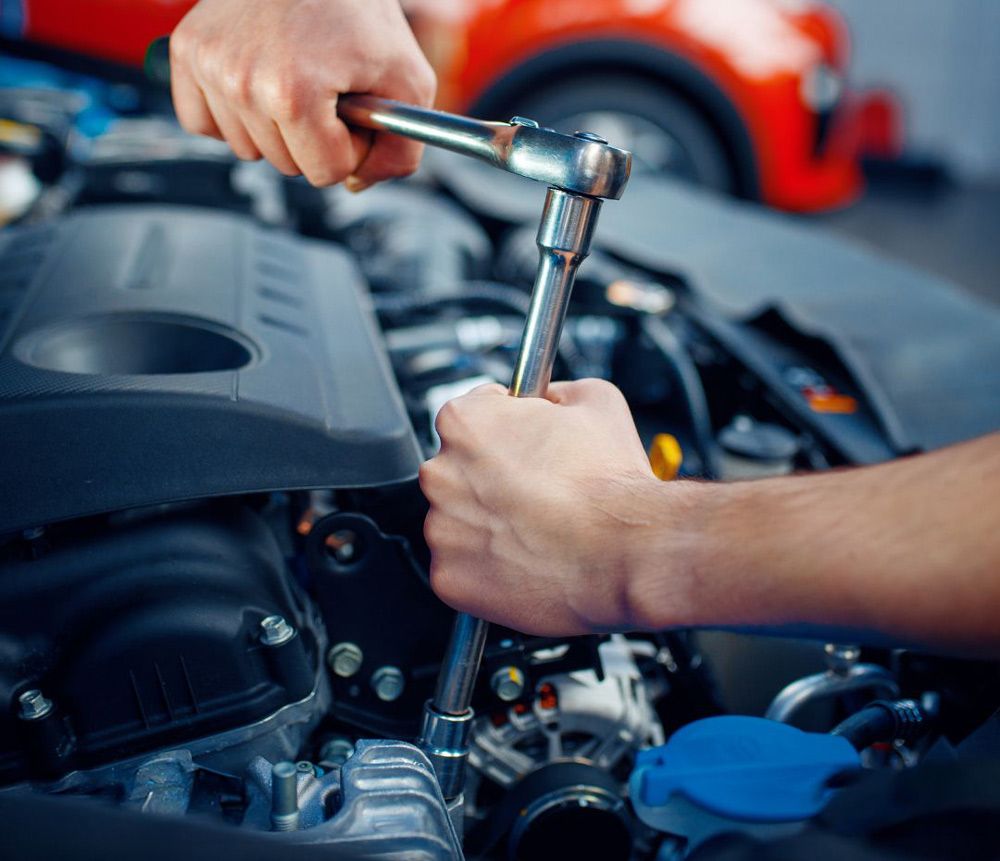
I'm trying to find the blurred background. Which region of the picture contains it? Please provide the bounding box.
[1,0,997,305]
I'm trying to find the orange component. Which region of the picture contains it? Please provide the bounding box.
[538,682,558,711]
[806,391,858,414]
[18,0,879,212]
[649,433,683,481]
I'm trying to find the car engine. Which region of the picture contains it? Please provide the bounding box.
[1,83,999,861]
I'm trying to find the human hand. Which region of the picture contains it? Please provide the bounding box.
[420,380,687,636]
[170,0,436,188]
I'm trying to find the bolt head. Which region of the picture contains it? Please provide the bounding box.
[371,666,405,702]
[574,130,608,144]
[319,737,355,766]
[18,689,53,721]
[260,615,295,647]
[328,642,364,678]
[490,666,526,702]
[825,643,861,674]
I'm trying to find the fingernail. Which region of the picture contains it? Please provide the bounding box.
[344,175,372,194]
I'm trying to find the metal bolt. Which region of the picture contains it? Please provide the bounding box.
[295,760,315,776]
[510,116,540,128]
[574,130,608,144]
[319,737,355,766]
[490,666,526,702]
[260,615,295,647]
[270,761,300,832]
[18,689,53,721]
[824,643,861,675]
[370,666,405,702]
[328,642,363,678]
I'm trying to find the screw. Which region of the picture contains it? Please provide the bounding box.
[260,615,295,647]
[574,131,608,144]
[18,689,53,721]
[270,761,300,832]
[370,666,405,702]
[328,642,364,678]
[510,116,540,128]
[824,643,861,675]
[295,760,315,776]
[319,737,355,766]
[490,666,526,702]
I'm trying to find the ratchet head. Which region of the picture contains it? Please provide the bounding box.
[502,118,632,200]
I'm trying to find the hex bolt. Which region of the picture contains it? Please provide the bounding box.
[371,666,405,702]
[490,666,526,702]
[825,643,861,675]
[574,130,609,144]
[18,689,54,721]
[270,761,300,832]
[319,737,355,766]
[260,615,295,647]
[328,642,364,678]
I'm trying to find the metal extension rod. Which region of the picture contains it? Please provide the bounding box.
[339,95,631,801]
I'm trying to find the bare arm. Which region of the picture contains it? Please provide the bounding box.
[170,0,435,188]
[421,381,1000,656]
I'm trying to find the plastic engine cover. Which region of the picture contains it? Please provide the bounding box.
[0,205,422,533]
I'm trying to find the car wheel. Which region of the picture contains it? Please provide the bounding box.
[508,73,737,194]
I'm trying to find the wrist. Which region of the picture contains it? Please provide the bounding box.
[618,477,722,631]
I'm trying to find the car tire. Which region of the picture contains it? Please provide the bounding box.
[508,72,737,194]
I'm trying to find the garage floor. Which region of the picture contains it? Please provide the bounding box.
[814,168,1000,306]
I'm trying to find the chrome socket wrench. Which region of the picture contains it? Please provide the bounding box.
[340,95,632,801]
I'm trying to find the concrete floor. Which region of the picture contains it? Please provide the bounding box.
[814,169,1000,306]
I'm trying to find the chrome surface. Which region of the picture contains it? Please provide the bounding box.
[338,95,630,200]
[432,613,489,716]
[510,188,601,397]
[766,643,900,725]
[419,702,476,803]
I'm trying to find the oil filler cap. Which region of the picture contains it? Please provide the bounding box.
[630,716,860,826]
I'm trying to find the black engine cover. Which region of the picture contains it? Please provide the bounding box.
[0,205,421,534]
[0,504,318,782]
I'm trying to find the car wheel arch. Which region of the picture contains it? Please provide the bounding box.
[466,38,762,201]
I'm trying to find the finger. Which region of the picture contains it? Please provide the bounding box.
[279,112,367,187]
[204,91,260,161]
[349,134,424,189]
[171,59,221,139]
[237,110,299,176]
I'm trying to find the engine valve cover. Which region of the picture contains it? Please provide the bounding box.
[0,206,422,533]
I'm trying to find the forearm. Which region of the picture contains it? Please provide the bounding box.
[632,433,1000,655]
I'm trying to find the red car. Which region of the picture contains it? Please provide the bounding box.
[10,0,899,211]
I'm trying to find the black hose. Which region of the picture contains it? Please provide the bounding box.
[640,316,722,478]
[831,699,929,751]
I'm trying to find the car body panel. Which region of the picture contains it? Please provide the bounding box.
[13,0,882,210]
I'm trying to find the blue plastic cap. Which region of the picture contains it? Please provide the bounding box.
[630,716,860,824]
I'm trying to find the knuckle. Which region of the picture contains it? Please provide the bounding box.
[434,401,462,438]
[221,66,254,107]
[169,27,193,64]
[265,70,309,122]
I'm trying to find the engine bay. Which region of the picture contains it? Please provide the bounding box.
[1,93,1000,861]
